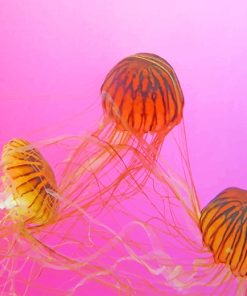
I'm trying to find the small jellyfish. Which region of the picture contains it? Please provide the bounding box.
[97,138,246,296]
[200,187,247,278]
[0,138,61,293]
[128,186,247,295]
[1,138,58,226]
[61,53,185,209]
[0,138,137,295]
[0,139,89,294]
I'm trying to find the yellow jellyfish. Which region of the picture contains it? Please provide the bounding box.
[0,138,141,295]
[1,138,58,226]
[60,53,185,211]
[0,138,61,294]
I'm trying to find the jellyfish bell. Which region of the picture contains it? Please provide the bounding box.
[200,187,247,278]
[0,138,59,227]
[101,53,184,136]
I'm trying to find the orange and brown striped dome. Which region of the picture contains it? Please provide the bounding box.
[1,138,58,225]
[101,53,184,134]
[200,187,247,277]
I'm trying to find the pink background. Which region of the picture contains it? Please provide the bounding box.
[0,0,247,294]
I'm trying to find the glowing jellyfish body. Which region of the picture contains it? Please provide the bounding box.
[1,138,58,226]
[101,53,184,134]
[61,53,184,210]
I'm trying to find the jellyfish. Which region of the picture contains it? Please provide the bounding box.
[60,53,185,212]
[0,54,190,295]
[199,187,247,284]
[0,138,58,293]
[0,138,77,294]
[0,138,149,295]
[166,186,247,294]
[0,139,86,293]
[112,179,247,294]
[39,52,187,294]
[0,138,58,226]
[82,133,246,296]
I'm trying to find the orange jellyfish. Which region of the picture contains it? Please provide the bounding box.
[167,187,247,294]
[101,53,183,135]
[0,54,187,294]
[60,53,184,210]
[199,187,247,288]
[119,180,247,294]
[87,134,246,296]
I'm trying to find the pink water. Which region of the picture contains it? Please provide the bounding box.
[0,0,247,295]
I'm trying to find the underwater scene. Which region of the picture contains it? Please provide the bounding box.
[0,1,247,295]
